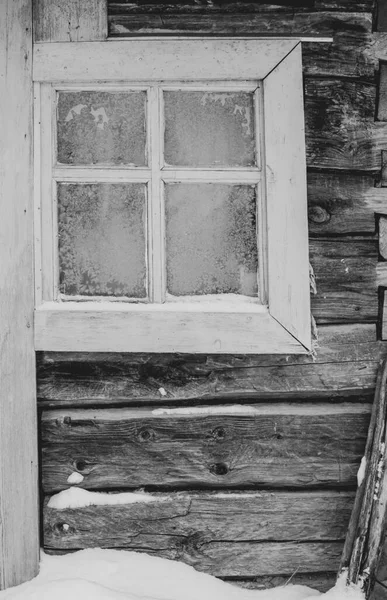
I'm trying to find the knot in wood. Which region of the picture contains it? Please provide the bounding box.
[308,205,331,224]
[54,521,72,535]
[74,459,87,472]
[138,428,155,442]
[212,426,226,440]
[210,462,229,476]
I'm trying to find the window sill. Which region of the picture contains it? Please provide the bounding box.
[34,302,309,354]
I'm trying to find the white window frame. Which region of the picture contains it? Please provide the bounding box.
[33,39,311,354]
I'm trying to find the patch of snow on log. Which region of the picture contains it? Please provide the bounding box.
[48,487,163,509]
[0,549,365,600]
[67,472,84,484]
[357,456,367,487]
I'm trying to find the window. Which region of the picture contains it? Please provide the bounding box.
[33,39,310,354]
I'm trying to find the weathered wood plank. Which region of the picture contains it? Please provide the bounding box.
[377,0,387,32]
[0,0,39,589]
[44,490,351,575]
[304,79,386,172]
[108,8,371,36]
[37,360,380,405]
[308,172,387,235]
[309,238,378,323]
[108,1,376,13]
[303,33,375,80]
[315,1,375,8]
[378,64,387,121]
[34,0,107,42]
[41,403,370,492]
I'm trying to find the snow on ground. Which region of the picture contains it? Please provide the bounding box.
[0,549,364,600]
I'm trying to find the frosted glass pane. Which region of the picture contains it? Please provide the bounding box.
[58,183,147,297]
[164,91,256,167]
[57,91,147,165]
[166,183,258,296]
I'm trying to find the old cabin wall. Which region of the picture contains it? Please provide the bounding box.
[36,0,387,593]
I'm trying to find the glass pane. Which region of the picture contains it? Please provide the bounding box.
[164,91,256,167]
[58,183,147,298]
[165,183,258,297]
[57,91,147,166]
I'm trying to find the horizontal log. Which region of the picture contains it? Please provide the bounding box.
[41,403,370,492]
[108,9,371,35]
[308,172,386,235]
[37,323,386,406]
[37,361,379,404]
[108,1,376,13]
[315,1,374,8]
[108,3,374,16]
[44,490,352,575]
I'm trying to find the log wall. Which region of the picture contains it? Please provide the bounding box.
[36,0,387,594]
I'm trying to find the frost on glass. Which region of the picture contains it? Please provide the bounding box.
[164,91,256,167]
[57,91,147,165]
[58,183,147,298]
[165,183,258,297]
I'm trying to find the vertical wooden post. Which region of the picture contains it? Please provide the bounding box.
[0,0,39,589]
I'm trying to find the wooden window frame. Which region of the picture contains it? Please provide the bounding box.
[33,39,311,354]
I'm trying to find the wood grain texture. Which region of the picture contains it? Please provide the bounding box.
[378,63,387,121]
[43,490,351,575]
[34,0,107,42]
[0,0,39,589]
[308,172,387,235]
[108,1,376,13]
[382,150,387,187]
[107,8,372,37]
[377,0,387,32]
[304,78,387,172]
[41,404,370,492]
[309,238,378,323]
[36,323,386,406]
